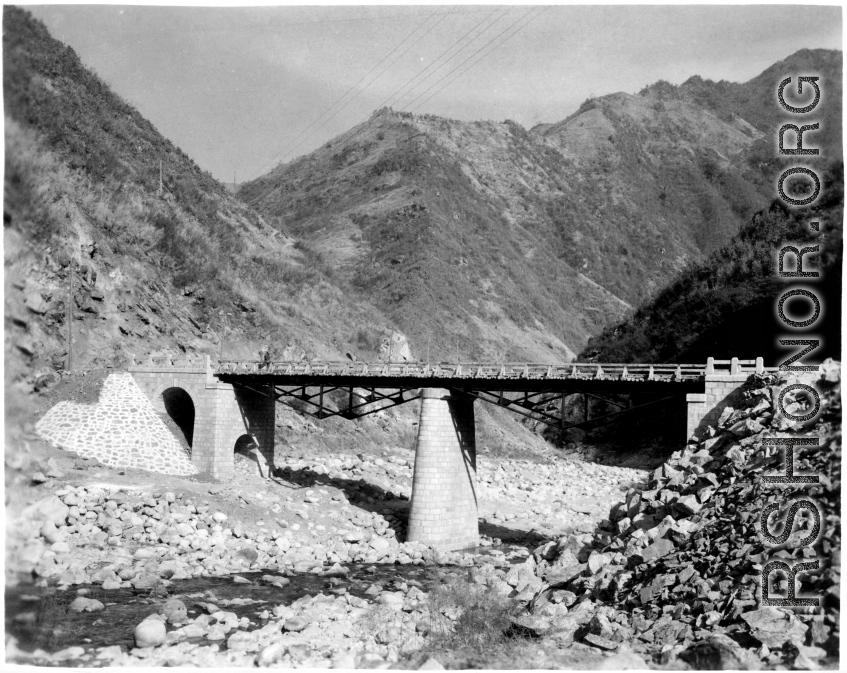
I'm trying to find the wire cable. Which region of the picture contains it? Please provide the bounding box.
[408,10,545,114]
[271,12,449,167]
[403,6,544,114]
[337,7,510,148]
[345,7,542,149]
[246,12,435,181]
[381,7,505,111]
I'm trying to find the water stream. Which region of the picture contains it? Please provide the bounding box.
[6,546,526,658]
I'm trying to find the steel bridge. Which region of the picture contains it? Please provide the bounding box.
[130,355,772,550]
[213,358,770,431]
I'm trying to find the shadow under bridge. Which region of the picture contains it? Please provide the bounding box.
[213,361,709,431]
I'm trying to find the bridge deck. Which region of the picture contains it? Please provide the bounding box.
[215,360,708,385]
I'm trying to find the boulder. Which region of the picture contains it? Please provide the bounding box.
[377,591,405,610]
[587,551,609,574]
[639,538,675,562]
[283,616,309,632]
[69,597,105,613]
[134,618,167,648]
[159,599,188,625]
[741,607,809,648]
[680,634,762,669]
[418,657,445,670]
[132,574,162,590]
[257,641,286,666]
[226,630,260,652]
[23,495,69,525]
[583,633,618,651]
[598,644,650,670]
[674,495,702,516]
[234,547,259,565]
[369,536,390,552]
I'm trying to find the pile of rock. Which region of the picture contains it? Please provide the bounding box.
[524,361,841,668]
[8,479,515,590]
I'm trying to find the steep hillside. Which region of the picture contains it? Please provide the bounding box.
[2,7,401,404]
[581,163,843,364]
[241,49,840,364]
[580,50,843,365]
[4,7,556,462]
[674,49,842,160]
[241,112,627,363]
[649,48,842,203]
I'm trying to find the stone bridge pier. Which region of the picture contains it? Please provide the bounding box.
[407,388,479,551]
[128,355,275,480]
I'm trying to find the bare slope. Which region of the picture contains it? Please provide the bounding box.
[4,7,554,462]
[240,67,797,360]
[241,111,631,363]
[3,6,404,406]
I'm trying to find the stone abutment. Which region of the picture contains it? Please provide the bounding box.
[129,355,275,480]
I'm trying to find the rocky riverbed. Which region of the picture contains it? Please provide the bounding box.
[5,417,644,668]
[5,364,840,669]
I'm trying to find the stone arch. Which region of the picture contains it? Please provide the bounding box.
[234,433,258,456]
[233,432,270,477]
[161,387,196,449]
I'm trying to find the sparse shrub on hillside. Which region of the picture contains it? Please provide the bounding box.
[354,326,383,353]
[699,153,721,182]
[370,149,420,177]
[582,167,843,364]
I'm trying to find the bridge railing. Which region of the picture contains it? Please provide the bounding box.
[214,360,709,381]
[705,357,780,375]
[128,354,210,370]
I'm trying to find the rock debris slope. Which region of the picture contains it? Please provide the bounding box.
[521,360,841,668]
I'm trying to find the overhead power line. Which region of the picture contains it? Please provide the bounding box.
[336,7,511,148]
[380,7,506,111]
[256,7,496,30]
[347,7,545,150]
[246,12,435,181]
[270,12,449,167]
[403,6,545,114]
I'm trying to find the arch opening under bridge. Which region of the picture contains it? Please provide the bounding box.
[161,386,195,449]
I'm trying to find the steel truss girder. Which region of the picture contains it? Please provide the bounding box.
[238,382,421,420]
[465,388,674,430]
[464,389,565,426]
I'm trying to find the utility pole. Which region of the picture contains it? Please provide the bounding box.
[219,310,227,363]
[158,160,163,195]
[67,259,74,372]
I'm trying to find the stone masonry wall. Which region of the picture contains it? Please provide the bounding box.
[687,374,752,441]
[36,372,197,476]
[128,357,275,480]
[407,388,479,551]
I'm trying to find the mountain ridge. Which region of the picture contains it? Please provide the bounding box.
[240,47,840,362]
[5,2,841,404]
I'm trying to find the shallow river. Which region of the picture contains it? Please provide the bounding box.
[6,547,523,659]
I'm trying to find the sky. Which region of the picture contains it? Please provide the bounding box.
[20,3,843,183]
